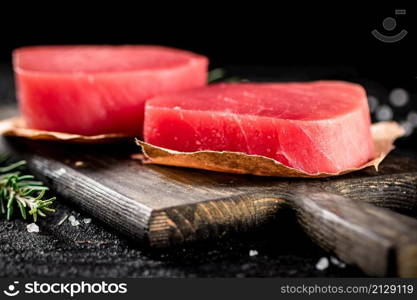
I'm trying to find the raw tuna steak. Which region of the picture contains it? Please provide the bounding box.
[144,82,375,174]
[13,45,208,136]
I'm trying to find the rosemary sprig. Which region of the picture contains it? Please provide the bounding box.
[0,154,56,222]
[208,68,248,83]
[208,68,227,83]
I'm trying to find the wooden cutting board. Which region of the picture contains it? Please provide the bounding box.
[1,107,417,277]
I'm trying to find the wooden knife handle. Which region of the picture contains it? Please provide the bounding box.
[285,186,417,277]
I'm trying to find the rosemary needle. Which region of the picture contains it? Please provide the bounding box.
[208,68,227,83]
[0,154,56,222]
[208,68,248,84]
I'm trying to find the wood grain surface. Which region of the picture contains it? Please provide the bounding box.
[1,106,417,277]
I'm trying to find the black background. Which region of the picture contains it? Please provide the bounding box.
[0,4,414,72]
[1,4,415,146]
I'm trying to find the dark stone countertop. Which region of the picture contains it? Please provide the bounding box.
[0,200,364,277]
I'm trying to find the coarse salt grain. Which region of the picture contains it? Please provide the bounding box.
[27,223,39,233]
[68,215,80,226]
[330,256,346,268]
[55,168,66,176]
[315,257,329,271]
[71,220,80,226]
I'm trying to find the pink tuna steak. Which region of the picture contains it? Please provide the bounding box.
[144,82,375,174]
[13,45,208,136]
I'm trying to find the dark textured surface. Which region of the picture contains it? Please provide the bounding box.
[0,200,364,277]
[0,64,366,277]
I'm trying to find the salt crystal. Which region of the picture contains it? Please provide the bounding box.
[330,256,346,268]
[249,250,258,257]
[83,218,92,224]
[68,215,80,226]
[71,220,80,226]
[330,256,340,265]
[27,223,39,233]
[55,168,66,176]
[315,257,329,271]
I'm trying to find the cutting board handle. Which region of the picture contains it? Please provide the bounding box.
[287,185,417,277]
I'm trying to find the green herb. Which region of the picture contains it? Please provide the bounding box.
[0,154,56,222]
[208,68,248,83]
[208,68,227,83]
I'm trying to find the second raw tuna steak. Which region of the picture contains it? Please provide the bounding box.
[13,45,208,136]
